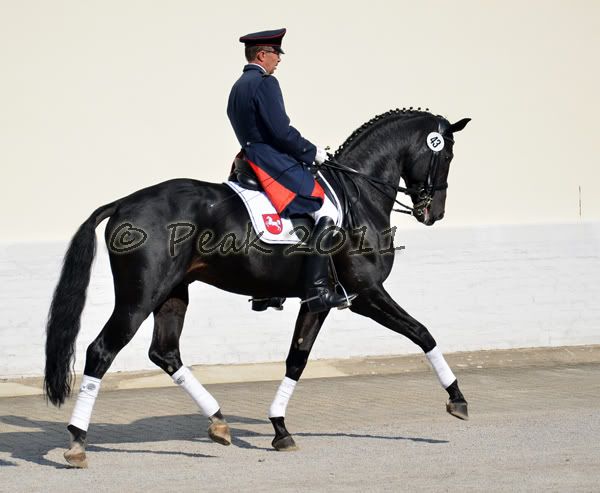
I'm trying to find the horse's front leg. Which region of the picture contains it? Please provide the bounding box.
[350,286,468,420]
[269,305,330,451]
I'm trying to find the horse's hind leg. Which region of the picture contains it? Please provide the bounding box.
[64,301,153,468]
[350,286,468,420]
[148,283,231,446]
[269,305,330,451]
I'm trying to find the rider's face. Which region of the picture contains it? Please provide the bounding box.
[258,49,281,75]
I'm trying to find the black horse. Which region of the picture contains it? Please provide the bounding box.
[45,108,470,467]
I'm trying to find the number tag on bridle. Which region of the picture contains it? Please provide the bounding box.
[426,132,445,152]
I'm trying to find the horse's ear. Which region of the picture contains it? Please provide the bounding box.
[447,118,471,133]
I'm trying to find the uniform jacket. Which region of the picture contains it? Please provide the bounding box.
[227,64,324,217]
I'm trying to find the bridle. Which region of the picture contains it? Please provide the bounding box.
[321,128,453,218]
[410,131,453,218]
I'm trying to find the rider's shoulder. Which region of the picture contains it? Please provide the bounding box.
[260,74,280,86]
[256,75,281,97]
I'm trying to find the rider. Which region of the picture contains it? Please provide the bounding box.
[227,28,354,313]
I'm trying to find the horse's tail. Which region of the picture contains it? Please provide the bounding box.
[44,200,119,406]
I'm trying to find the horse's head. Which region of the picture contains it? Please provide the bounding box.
[403,117,470,226]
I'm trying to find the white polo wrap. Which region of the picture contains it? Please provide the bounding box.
[268,377,297,418]
[69,374,102,432]
[426,346,456,389]
[172,366,220,417]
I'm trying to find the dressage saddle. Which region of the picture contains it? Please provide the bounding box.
[228,157,262,191]
[227,155,354,314]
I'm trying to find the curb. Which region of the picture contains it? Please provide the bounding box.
[2,344,599,398]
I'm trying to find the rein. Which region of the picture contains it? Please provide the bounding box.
[320,157,417,215]
[321,131,451,218]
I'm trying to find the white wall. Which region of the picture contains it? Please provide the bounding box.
[2,2,599,378]
[1,1,600,242]
[2,222,598,378]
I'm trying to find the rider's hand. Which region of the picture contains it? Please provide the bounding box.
[315,147,328,165]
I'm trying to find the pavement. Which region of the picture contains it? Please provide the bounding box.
[1,346,600,492]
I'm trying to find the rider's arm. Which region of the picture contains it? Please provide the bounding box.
[254,76,317,164]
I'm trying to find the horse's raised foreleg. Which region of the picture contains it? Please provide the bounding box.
[349,286,468,420]
[64,302,153,468]
[269,305,330,451]
[148,283,231,446]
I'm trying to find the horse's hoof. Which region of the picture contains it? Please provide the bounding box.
[208,420,231,446]
[64,442,88,468]
[446,400,469,420]
[272,434,299,452]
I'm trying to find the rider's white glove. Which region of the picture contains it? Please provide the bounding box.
[315,147,328,165]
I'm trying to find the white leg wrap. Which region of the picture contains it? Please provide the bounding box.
[268,377,297,418]
[426,346,456,389]
[172,366,220,417]
[69,375,101,432]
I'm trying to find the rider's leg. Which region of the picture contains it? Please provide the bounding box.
[250,196,338,313]
[301,197,355,313]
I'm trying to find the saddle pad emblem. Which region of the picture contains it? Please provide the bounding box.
[225,175,341,245]
[262,214,283,234]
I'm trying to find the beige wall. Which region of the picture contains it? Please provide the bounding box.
[1,1,599,241]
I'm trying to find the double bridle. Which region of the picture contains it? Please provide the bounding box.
[321,130,453,218]
[410,132,453,218]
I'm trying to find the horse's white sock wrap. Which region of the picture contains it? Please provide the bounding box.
[172,366,220,417]
[426,346,456,389]
[268,377,297,418]
[69,375,101,432]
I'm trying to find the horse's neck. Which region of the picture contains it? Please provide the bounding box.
[339,117,415,185]
[336,120,410,219]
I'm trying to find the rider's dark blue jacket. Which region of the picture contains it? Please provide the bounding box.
[227,64,324,217]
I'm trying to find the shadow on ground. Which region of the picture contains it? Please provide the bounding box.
[0,413,448,468]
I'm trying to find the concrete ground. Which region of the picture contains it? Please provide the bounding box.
[1,348,599,492]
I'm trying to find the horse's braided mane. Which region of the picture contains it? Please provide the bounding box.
[334,107,445,157]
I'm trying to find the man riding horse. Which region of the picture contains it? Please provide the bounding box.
[227,28,354,313]
[44,27,471,465]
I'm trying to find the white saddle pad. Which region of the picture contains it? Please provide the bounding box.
[225,172,342,245]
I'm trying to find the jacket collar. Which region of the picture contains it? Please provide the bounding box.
[243,63,267,74]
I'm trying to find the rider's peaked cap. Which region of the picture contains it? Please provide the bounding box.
[239,28,286,54]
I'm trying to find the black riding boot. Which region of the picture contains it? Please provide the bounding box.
[302,217,356,313]
[251,297,286,311]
